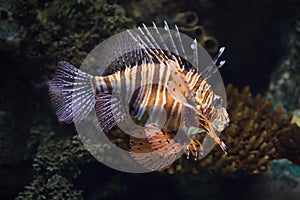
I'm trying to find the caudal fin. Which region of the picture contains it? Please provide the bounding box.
[49,61,95,123]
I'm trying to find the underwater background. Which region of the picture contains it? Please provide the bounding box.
[1,0,300,199]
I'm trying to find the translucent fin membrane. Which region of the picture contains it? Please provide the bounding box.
[49,61,95,123]
[95,93,128,132]
[201,47,226,80]
[125,21,193,71]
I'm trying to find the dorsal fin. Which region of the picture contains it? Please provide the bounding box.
[174,25,187,69]
[201,47,226,80]
[191,39,199,72]
[142,23,166,59]
[163,21,179,56]
[106,22,210,76]
[152,22,171,57]
[138,25,168,63]
[105,31,150,75]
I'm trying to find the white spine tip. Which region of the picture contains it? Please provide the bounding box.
[219,60,226,66]
[219,47,225,53]
[164,21,169,31]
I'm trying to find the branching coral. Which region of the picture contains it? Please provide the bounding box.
[167,84,300,176]
[272,121,300,166]
[197,85,282,175]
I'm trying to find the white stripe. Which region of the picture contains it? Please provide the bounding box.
[156,63,171,124]
[150,63,164,124]
[154,63,165,105]
[165,100,178,129]
[100,77,108,91]
[138,63,155,121]
[129,66,137,103]
[135,64,148,118]
[186,71,193,82]
[95,77,101,92]
[173,103,182,129]
[133,66,145,108]
[202,92,213,112]
[190,73,200,89]
[117,71,121,92]
[125,68,130,101]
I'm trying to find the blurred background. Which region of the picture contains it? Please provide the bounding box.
[1,0,300,199]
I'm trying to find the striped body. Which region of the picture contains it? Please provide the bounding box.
[49,22,230,169]
[92,61,215,135]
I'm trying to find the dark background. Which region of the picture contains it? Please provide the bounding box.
[0,0,300,199]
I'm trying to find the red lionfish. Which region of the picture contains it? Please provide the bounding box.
[49,22,230,170]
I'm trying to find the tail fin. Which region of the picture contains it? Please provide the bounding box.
[49,61,95,123]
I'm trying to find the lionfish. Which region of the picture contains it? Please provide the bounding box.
[49,22,230,170]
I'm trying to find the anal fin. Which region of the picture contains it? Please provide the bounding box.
[95,93,128,132]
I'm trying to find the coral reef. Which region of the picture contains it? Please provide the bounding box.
[16,85,300,199]
[7,0,300,197]
[244,159,300,200]
[122,0,219,54]
[123,0,185,23]
[16,132,93,199]
[266,17,300,114]
[272,119,300,166]
[197,85,281,175]
[167,84,300,176]
[14,0,134,68]
[0,0,23,51]
[16,174,84,200]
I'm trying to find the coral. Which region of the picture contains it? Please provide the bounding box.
[179,24,219,54]
[16,87,300,197]
[249,159,300,200]
[16,174,84,200]
[272,119,300,166]
[121,0,219,54]
[14,0,134,67]
[264,16,300,167]
[197,85,281,175]
[291,109,300,127]
[271,159,300,177]
[123,0,185,23]
[32,135,92,178]
[266,17,300,114]
[167,84,300,176]
[16,133,94,199]
[0,0,23,50]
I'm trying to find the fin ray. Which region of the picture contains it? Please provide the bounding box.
[95,93,128,132]
[130,123,184,171]
[49,61,95,123]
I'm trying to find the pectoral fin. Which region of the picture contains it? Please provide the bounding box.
[130,123,184,171]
